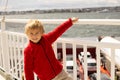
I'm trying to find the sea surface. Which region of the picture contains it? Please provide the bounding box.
[0,12,120,39]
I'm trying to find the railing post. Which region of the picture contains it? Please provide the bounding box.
[96,46,101,80]
[73,43,77,80]
[62,42,67,71]
[1,17,10,72]
[53,42,58,58]
[111,48,115,80]
[83,45,88,80]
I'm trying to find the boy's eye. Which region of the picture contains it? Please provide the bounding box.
[30,33,33,35]
[36,32,40,35]
[35,32,39,35]
[29,32,40,35]
[29,33,35,36]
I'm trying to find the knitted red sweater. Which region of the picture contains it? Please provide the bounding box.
[24,18,73,80]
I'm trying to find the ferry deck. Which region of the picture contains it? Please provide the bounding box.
[0,18,120,80]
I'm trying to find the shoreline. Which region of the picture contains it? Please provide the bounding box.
[0,6,120,15]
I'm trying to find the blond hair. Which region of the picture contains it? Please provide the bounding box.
[25,20,44,34]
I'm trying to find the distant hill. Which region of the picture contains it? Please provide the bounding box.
[0,6,120,15]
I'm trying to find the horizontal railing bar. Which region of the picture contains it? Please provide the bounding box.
[5,31,26,37]
[0,19,120,25]
[57,38,120,48]
[77,19,120,25]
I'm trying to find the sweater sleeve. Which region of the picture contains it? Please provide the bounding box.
[24,47,34,80]
[44,18,73,44]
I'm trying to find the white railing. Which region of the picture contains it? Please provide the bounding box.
[0,18,120,80]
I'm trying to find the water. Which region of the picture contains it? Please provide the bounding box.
[0,12,120,38]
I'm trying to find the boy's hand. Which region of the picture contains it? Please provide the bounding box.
[71,17,79,24]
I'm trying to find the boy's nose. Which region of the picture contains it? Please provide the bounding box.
[31,35,37,38]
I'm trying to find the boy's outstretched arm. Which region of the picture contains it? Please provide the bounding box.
[71,17,79,24]
[44,17,79,44]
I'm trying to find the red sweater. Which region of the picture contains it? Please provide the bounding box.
[24,19,73,80]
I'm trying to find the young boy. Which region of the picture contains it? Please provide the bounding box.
[24,18,78,80]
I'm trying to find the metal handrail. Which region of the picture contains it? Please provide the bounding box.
[1,18,120,25]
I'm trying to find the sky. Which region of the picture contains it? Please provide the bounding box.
[0,0,120,11]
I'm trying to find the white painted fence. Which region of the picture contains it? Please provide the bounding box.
[0,18,120,80]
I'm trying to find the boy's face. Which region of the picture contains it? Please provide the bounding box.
[27,29,42,43]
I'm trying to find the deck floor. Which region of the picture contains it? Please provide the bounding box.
[0,75,5,80]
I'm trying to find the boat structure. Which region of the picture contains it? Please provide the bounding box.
[0,17,120,80]
[99,36,120,69]
[99,36,120,79]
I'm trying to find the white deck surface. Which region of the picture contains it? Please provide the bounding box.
[0,75,5,80]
